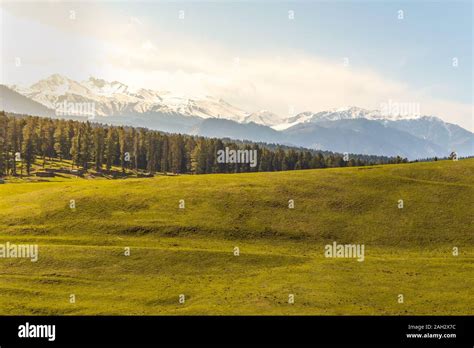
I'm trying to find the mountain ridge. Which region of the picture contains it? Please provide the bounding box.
[3,74,473,160]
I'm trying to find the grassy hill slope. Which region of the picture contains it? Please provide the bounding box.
[0,159,472,315]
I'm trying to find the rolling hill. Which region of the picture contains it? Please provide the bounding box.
[0,159,472,315]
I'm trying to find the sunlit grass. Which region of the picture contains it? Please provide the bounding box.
[0,159,472,314]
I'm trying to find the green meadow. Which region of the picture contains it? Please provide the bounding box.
[0,159,473,315]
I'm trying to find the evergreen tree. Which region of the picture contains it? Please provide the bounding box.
[70,124,82,169]
[0,112,7,176]
[54,121,68,161]
[0,114,396,177]
[93,127,105,172]
[21,118,37,175]
[105,127,117,171]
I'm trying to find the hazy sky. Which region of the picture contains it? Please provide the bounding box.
[1,0,472,130]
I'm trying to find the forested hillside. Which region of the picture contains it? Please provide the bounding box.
[0,112,403,177]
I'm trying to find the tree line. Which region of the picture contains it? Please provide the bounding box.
[0,112,404,177]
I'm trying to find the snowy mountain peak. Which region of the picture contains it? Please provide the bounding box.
[82,77,130,96]
[243,110,282,126]
[30,74,83,94]
[84,76,107,88]
[272,106,437,130]
[3,75,472,160]
[133,88,163,103]
[9,75,252,122]
[39,73,71,85]
[9,75,448,130]
[272,112,313,130]
[312,106,381,121]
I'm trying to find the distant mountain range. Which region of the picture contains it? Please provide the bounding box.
[1,74,472,160]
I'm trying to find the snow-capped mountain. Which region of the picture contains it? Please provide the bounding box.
[243,110,284,126]
[7,75,430,128]
[273,106,430,130]
[9,74,250,122]
[3,74,473,160]
[273,112,316,130]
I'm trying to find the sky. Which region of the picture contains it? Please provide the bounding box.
[0,0,472,130]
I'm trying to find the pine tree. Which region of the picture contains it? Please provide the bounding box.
[0,114,391,176]
[146,132,156,174]
[191,139,207,174]
[161,137,169,173]
[105,127,117,171]
[118,127,127,173]
[46,119,55,161]
[21,118,37,175]
[80,122,93,170]
[8,117,21,175]
[0,112,7,176]
[54,121,68,161]
[93,127,105,172]
[132,128,139,173]
[70,124,82,169]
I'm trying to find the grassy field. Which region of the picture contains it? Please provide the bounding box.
[0,159,473,315]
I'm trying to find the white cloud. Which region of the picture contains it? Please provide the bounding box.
[104,45,473,130]
[2,2,472,131]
